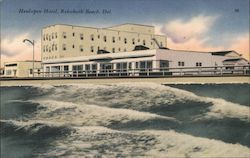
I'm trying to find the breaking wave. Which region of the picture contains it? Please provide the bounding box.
[30,83,250,122]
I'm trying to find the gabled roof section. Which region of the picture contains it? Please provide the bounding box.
[223,58,249,62]
[211,50,233,56]
[223,58,242,62]
[211,50,241,56]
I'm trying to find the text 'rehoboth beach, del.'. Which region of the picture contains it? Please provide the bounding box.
[18,8,112,15]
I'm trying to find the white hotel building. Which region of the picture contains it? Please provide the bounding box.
[41,23,249,76]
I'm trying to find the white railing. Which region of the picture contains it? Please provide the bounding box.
[33,65,250,78]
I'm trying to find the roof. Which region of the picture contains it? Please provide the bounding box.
[211,50,235,56]
[106,23,154,28]
[223,58,243,62]
[43,49,157,64]
[133,45,150,51]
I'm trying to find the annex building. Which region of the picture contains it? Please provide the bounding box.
[4,61,42,77]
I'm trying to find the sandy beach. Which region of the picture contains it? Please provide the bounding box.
[0,76,249,86]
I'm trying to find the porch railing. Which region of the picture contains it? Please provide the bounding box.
[33,65,250,78]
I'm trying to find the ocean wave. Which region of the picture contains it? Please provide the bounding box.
[29,83,250,122]
[142,130,250,157]
[0,119,72,138]
[27,99,178,127]
[38,126,250,157]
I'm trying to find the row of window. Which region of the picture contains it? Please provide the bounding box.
[43,56,57,60]
[61,44,129,53]
[178,61,203,67]
[43,44,58,52]
[43,33,58,41]
[71,61,154,72]
[62,33,154,46]
[44,32,163,46]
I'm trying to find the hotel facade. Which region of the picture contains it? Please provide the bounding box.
[40,23,249,77]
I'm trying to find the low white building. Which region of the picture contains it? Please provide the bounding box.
[4,61,42,77]
[42,49,249,77]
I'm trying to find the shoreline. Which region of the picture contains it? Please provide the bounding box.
[0,76,249,86]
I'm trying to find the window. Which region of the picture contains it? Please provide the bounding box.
[72,45,75,48]
[72,65,83,73]
[72,32,75,37]
[112,37,115,43]
[85,64,90,71]
[64,65,69,72]
[91,46,94,52]
[196,62,202,67]
[135,62,139,69]
[63,44,66,51]
[80,45,83,52]
[132,38,135,45]
[147,61,152,69]
[91,34,94,41]
[160,60,169,68]
[178,61,185,66]
[6,70,12,75]
[124,38,127,44]
[143,40,146,46]
[140,61,146,70]
[122,62,127,71]
[92,64,97,73]
[112,48,115,53]
[129,62,132,70]
[116,62,127,72]
[103,36,107,42]
[79,45,83,52]
[63,32,66,38]
[139,61,153,71]
[80,33,84,40]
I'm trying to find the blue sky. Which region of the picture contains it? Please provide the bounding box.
[1,0,249,65]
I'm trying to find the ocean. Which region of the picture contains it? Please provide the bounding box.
[1,83,250,157]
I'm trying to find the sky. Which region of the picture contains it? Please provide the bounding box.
[1,0,249,67]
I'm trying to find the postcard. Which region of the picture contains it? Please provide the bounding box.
[0,0,249,157]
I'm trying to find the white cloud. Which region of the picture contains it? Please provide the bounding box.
[229,33,250,60]
[158,15,218,43]
[154,15,249,61]
[1,33,41,67]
